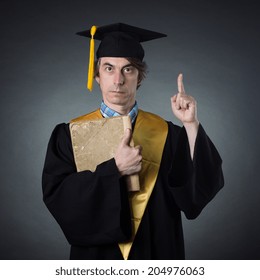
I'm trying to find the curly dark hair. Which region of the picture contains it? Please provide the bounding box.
[94,58,148,89]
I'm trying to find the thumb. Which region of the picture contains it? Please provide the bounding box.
[122,128,132,146]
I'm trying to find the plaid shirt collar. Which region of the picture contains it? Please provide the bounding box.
[100,101,138,124]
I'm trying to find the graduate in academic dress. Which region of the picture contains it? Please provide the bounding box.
[42,23,224,260]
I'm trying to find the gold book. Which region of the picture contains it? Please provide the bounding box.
[69,115,140,191]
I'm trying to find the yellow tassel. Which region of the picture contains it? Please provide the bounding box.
[87,25,97,91]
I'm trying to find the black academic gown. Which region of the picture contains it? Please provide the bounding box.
[42,120,224,260]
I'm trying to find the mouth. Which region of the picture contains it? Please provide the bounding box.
[110,90,125,94]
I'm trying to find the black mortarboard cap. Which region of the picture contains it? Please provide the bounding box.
[77,23,167,60]
[76,23,167,90]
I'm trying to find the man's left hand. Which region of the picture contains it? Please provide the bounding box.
[171,73,199,159]
[171,73,198,125]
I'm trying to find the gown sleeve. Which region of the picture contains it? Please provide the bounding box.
[42,123,132,246]
[168,123,224,219]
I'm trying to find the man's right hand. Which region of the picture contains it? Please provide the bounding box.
[114,128,142,176]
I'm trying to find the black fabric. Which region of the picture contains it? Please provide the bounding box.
[42,121,224,260]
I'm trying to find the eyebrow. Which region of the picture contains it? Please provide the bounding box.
[102,62,113,67]
[101,62,133,69]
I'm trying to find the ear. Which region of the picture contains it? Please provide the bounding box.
[95,76,100,84]
[137,78,142,89]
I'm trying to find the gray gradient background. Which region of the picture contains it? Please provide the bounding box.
[1,0,260,259]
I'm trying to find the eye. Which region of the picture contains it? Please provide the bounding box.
[123,66,133,73]
[105,66,113,72]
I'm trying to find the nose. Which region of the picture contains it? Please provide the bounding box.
[114,70,125,86]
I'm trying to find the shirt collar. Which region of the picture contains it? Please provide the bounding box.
[100,101,138,124]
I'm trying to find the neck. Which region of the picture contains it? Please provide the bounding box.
[105,103,135,115]
[100,101,138,124]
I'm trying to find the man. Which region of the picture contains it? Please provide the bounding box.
[42,23,224,260]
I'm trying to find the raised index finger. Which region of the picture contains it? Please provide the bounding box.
[177,73,185,94]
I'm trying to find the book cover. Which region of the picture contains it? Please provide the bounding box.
[69,115,140,191]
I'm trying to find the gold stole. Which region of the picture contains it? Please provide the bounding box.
[70,109,168,260]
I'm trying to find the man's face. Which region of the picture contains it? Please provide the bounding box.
[95,57,139,113]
